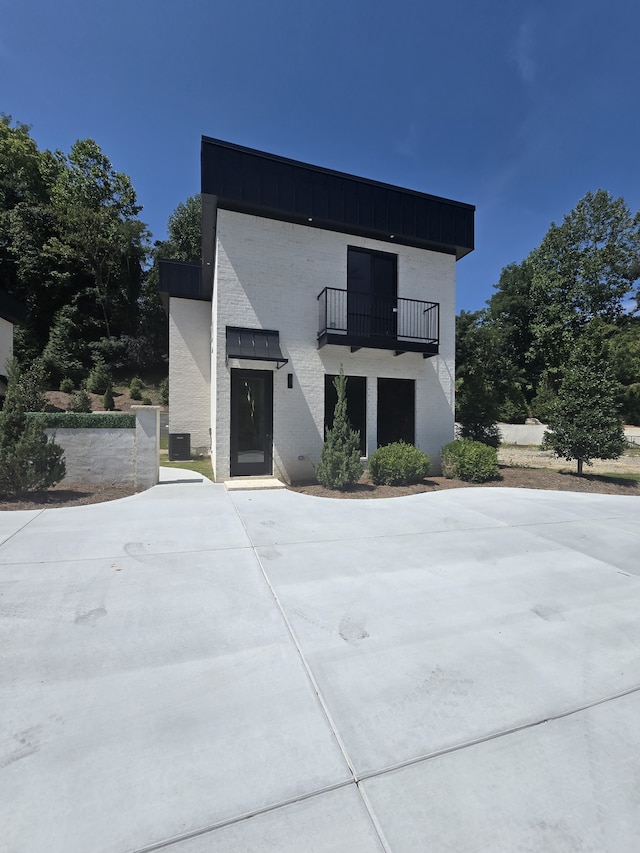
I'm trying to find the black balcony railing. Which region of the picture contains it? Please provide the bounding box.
[317,288,439,356]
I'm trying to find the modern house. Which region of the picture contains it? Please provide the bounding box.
[159,138,474,482]
[0,288,27,405]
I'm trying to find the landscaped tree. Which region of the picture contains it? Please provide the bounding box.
[455,310,501,446]
[542,341,626,475]
[530,189,640,392]
[316,368,364,489]
[0,359,65,496]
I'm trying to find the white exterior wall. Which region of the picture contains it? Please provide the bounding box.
[168,296,211,454]
[212,209,456,481]
[0,316,13,375]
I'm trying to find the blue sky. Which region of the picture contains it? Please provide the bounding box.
[3,0,639,312]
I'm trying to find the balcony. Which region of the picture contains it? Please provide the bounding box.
[317,288,439,357]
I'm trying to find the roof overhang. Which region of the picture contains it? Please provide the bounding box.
[226,327,288,369]
[201,136,475,260]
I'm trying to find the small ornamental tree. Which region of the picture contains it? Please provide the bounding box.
[316,368,364,489]
[542,348,626,475]
[102,384,115,411]
[0,360,65,496]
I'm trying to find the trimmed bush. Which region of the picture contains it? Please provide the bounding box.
[0,361,65,497]
[60,377,74,394]
[103,385,115,411]
[129,377,143,400]
[316,368,364,490]
[86,359,112,395]
[35,412,135,429]
[159,376,169,406]
[369,441,430,486]
[441,439,499,483]
[67,386,92,413]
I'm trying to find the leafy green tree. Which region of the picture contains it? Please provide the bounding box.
[141,194,202,369]
[530,189,640,391]
[0,359,65,496]
[154,195,201,262]
[542,341,626,475]
[455,310,501,445]
[1,118,151,375]
[484,260,538,420]
[316,368,364,489]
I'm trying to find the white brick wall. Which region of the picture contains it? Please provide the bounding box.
[211,210,456,481]
[168,297,212,454]
[0,316,13,376]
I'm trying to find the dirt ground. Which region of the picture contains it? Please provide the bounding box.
[44,388,167,413]
[1,447,639,511]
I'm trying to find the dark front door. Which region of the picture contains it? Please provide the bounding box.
[230,369,273,476]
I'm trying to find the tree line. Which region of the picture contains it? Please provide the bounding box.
[1,115,201,386]
[456,189,640,437]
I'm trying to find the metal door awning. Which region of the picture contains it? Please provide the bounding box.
[226,327,288,368]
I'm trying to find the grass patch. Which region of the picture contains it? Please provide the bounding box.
[558,467,639,485]
[161,455,214,481]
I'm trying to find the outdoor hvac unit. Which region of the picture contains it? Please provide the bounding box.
[168,433,191,461]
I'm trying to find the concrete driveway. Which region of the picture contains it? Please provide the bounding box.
[1,474,640,852]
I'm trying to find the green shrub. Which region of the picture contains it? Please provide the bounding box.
[441,439,499,483]
[35,412,135,429]
[0,361,65,497]
[316,368,363,489]
[103,385,115,411]
[369,441,430,485]
[86,359,112,395]
[129,377,143,400]
[67,386,92,413]
[159,376,169,405]
[59,377,74,394]
[141,396,152,405]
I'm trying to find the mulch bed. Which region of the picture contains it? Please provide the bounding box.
[0,483,139,511]
[287,466,640,499]
[0,467,638,511]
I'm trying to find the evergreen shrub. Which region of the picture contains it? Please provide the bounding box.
[0,361,65,497]
[103,385,115,411]
[159,377,169,405]
[129,377,143,400]
[316,369,364,490]
[441,440,499,483]
[86,359,112,395]
[369,442,430,485]
[60,378,74,394]
[67,386,92,413]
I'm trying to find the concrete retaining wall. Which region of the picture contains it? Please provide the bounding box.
[498,423,640,447]
[45,407,160,489]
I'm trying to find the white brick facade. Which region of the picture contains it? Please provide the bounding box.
[209,210,456,481]
[168,297,211,454]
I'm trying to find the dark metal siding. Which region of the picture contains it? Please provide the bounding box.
[158,260,207,300]
[0,289,27,325]
[201,137,474,259]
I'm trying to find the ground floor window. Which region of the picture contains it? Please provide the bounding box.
[324,374,367,456]
[377,378,415,447]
